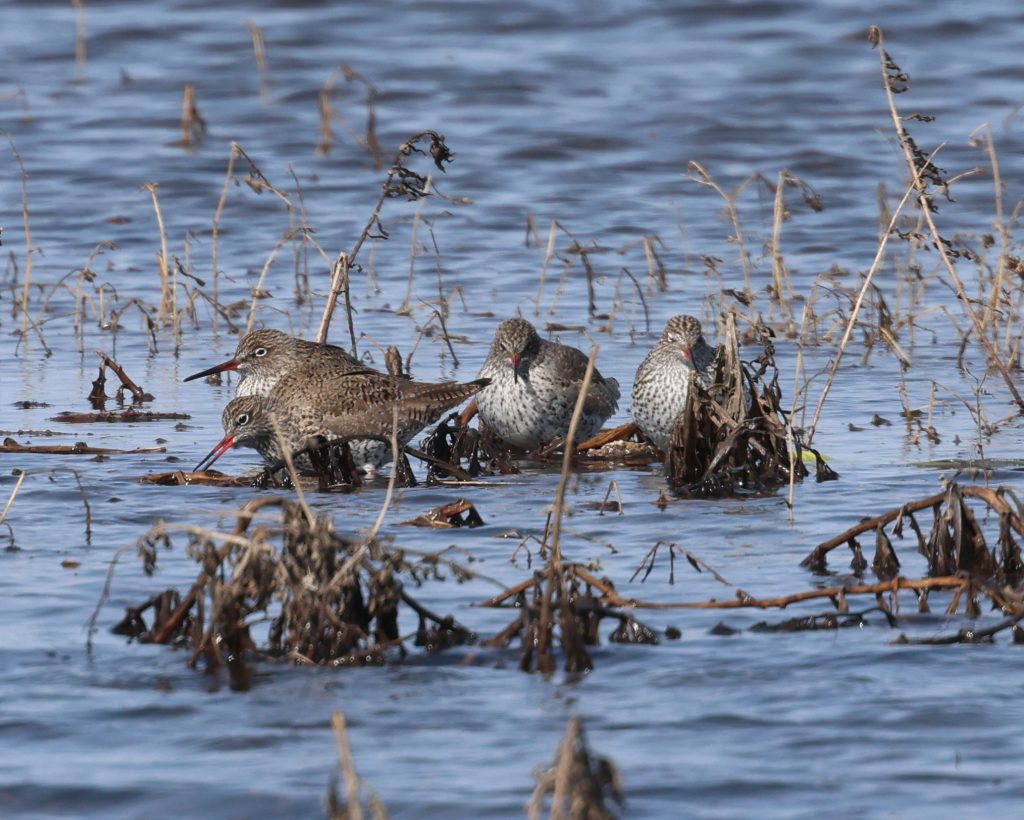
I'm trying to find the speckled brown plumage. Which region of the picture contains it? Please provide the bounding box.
[631,315,717,453]
[476,318,620,450]
[196,358,488,471]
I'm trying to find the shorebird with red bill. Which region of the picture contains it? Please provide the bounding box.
[183,328,374,397]
[631,314,718,453]
[475,318,619,450]
[193,357,488,474]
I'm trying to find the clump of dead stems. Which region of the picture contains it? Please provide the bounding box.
[419,411,519,480]
[803,481,1024,591]
[100,496,474,690]
[618,480,1024,646]
[528,716,623,820]
[478,563,662,674]
[667,311,836,497]
[478,350,668,673]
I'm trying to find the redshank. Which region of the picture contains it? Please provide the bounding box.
[194,358,489,473]
[475,318,620,450]
[183,328,372,397]
[631,315,718,453]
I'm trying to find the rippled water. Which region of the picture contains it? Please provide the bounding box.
[3,0,1024,817]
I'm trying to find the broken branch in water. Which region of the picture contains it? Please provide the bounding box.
[138,470,254,487]
[95,351,154,403]
[802,481,1024,586]
[399,498,484,528]
[50,410,190,423]
[0,437,166,455]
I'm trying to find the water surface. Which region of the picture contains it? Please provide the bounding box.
[3,0,1024,817]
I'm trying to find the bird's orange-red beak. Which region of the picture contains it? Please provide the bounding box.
[183,358,240,383]
[193,434,236,473]
[510,353,524,383]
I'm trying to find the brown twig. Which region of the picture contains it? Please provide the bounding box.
[49,410,188,423]
[245,20,271,104]
[805,162,924,446]
[331,711,365,820]
[317,131,452,344]
[95,351,150,402]
[575,422,639,453]
[0,439,166,455]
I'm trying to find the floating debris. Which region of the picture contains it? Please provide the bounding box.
[51,409,190,424]
[138,470,255,487]
[400,498,484,528]
[1,437,165,456]
[89,351,155,407]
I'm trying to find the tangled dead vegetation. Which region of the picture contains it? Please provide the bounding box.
[667,312,836,497]
[97,496,476,690]
[803,481,1024,611]
[478,564,665,674]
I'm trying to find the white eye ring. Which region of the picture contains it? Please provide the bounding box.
[254,347,268,358]
[237,413,251,426]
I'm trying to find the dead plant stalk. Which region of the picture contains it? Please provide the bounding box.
[316,131,451,344]
[804,165,924,447]
[331,711,365,820]
[872,25,1024,414]
[3,132,34,331]
[210,143,240,336]
[142,183,174,324]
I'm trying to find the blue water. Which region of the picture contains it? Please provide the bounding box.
[3,0,1024,816]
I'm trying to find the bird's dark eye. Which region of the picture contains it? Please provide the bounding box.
[254,347,268,358]
[237,413,251,426]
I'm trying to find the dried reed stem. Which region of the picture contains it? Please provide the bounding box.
[245,20,271,104]
[141,183,174,323]
[769,170,793,324]
[179,83,206,148]
[211,143,239,336]
[971,124,1011,340]
[804,169,922,446]
[268,414,314,528]
[315,65,382,167]
[331,711,364,820]
[244,233,289,333]
[549,348,598,562]
[872,25,1024,414]
[3,133,34,332]
[366,407,401,542]
[533,220,558,314]
[71,0,86,83]
[0,469,27,526]
[317,252,357,349]
[399,175,432,314]
[688,161,754,295]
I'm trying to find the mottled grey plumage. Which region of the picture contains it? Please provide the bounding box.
[476,318,620,450]
[631,315,717,453]
[184,328,371,397]
[196,359,488,472]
